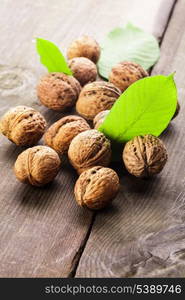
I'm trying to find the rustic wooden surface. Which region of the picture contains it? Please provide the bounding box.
[76,0,185,277]
[0,0,181,277]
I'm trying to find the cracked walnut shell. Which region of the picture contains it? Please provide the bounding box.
[76,81,121,120]
[74,166,119,210]
[68,57,97,86]
[123,135,168,178]
[67,35,101,63]
[0,106,46,146]
[14,146,61,186]
[109,61,148,92]
[37,72,81,111]
[68,129,111,174]
[44,115,90,155]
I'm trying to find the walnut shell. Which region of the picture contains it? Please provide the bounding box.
[109,61,148,92]
[76,81,121,120]
[93,110,110,129]
[67,35,101,63]
[37,72,81,111]
[123,135,168,178]
[14,146,61,186]
[68,57,97,86]
[68,129,111,174]
[0,106,46,146]
[44,115,90,155]
[74,166,119,210]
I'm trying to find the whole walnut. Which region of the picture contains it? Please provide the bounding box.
[37,72,81,111]
[44,115,90,155]
[123,135,168,178]
[68,129,111,174]
[14,146,61,186]
[109,61,148,92]
[68,57,97,86]
[67,35,101,63]
[74,166,119,210]
[76,81,121,120]
[93,110,110,129]
[0,106,46,146]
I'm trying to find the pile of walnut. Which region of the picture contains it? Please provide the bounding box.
[0,35,179,210]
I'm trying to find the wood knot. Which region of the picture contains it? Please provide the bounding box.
[0,71,23,90]
[0,65,37,97]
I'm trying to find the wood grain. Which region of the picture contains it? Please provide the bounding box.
[0,0,176,277]
[76,0,185,278]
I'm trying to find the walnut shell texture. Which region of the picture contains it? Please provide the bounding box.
[68,57,97,86]
[68,129,111,174]
[74,166,119,210]
[37,72,81,111]
[109,61,148,92]
[0,106,46,146]
[67,35,101,63]
[93,110,110,129]
[76,81,121,120]
[44,115,90,155]
[14,146,61,186]
[123,135,168,178]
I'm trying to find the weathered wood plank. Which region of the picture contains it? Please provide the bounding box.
[76,0,185,278]
[0,0,175,277]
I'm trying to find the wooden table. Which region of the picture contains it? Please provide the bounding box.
[0,0,185,278]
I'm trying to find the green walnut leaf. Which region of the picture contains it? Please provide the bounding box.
[36,38,72,75]
[98,23,160,79]
[99,74,177,142]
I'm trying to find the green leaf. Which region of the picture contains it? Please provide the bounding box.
[99,74,177,142]
[98,23,160,79]
[36,38,72,75]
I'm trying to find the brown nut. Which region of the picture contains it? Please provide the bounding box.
[109,61,148,92]
[76,81,121,120]
[93,110,110,129]
[68,57,97,86]
[123,135,168,178]
[67,35,101,63]
[37,72,81,111]
[44,115,90,155]
[74,166,119,210]
[68,129,111,174]
[14,145,61,186]
[0,106,46,146]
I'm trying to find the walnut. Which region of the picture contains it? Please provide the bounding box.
[67,35,101,63]
[123,135,168,178]
[74,166,119,210]
[37,72,81,111]
[76,81,121,120]
[0,106,46,146]
[44,115,90,155]
[14,145,61,186]
[68,57,97,86]
[68,129,111,174]
[109,61,148,92]
[93,110,110,129]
